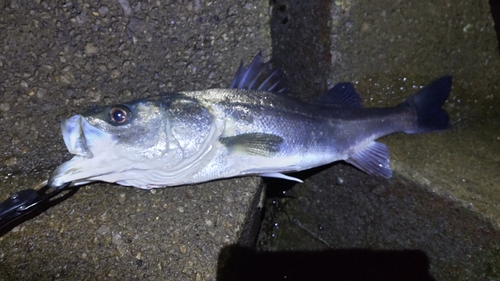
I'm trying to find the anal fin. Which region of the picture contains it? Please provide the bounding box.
[345,141,392,178]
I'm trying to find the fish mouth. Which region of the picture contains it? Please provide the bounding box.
[61,115,111,159]
[48,115,116,188]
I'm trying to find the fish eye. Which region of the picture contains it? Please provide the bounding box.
[108,105,132,125]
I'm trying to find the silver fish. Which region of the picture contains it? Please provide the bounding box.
[48,54,451,189]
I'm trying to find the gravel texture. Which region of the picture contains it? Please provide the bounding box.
[1,0,500,280]
[0,1,270,280]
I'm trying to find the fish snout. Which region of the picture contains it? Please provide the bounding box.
[61,115,93,158]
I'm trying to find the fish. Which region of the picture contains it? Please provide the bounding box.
[47,53,452,189]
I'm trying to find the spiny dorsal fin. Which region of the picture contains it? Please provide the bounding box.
[220,133,284,157]
[313,82,363,108]
[229,52,286,94]
[345,141,392,178]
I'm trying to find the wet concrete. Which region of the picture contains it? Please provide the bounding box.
[387,117,500,226]
[271,0,499,116]
[0,0,270,280]
[257,165,500,280]
[257,0,500,280]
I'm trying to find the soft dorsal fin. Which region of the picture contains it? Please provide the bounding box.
[229,52,286,94]
[313,82,363,108]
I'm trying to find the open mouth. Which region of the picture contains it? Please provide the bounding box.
[61,115,112,159]
[48,115,117,188]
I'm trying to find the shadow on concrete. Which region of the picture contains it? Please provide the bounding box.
[490,0,500,54]
[217,245,435,281]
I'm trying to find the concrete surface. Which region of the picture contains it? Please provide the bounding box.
[256,0,500,280]
[257,166,500,280]
[0,0,270,280]
[1,0,500,280]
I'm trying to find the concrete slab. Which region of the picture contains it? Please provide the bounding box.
[257,166,500,280]
[0,1,270,280]
[258,0,500,279]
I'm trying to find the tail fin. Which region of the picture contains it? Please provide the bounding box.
[401,76,452,134]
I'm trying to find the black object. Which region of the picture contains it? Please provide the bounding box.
[218,245,436,281]
[0,181,76,233]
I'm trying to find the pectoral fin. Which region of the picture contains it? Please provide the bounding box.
[346,141,392,178]
[220,133,284,157]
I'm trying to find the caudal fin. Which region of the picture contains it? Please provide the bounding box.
[401,76,452,134]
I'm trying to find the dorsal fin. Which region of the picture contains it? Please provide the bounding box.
[229,52,286,94]
[313,82,363,108]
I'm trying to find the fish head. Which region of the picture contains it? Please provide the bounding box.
[64,100,168,159]
[49,99,174,188]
